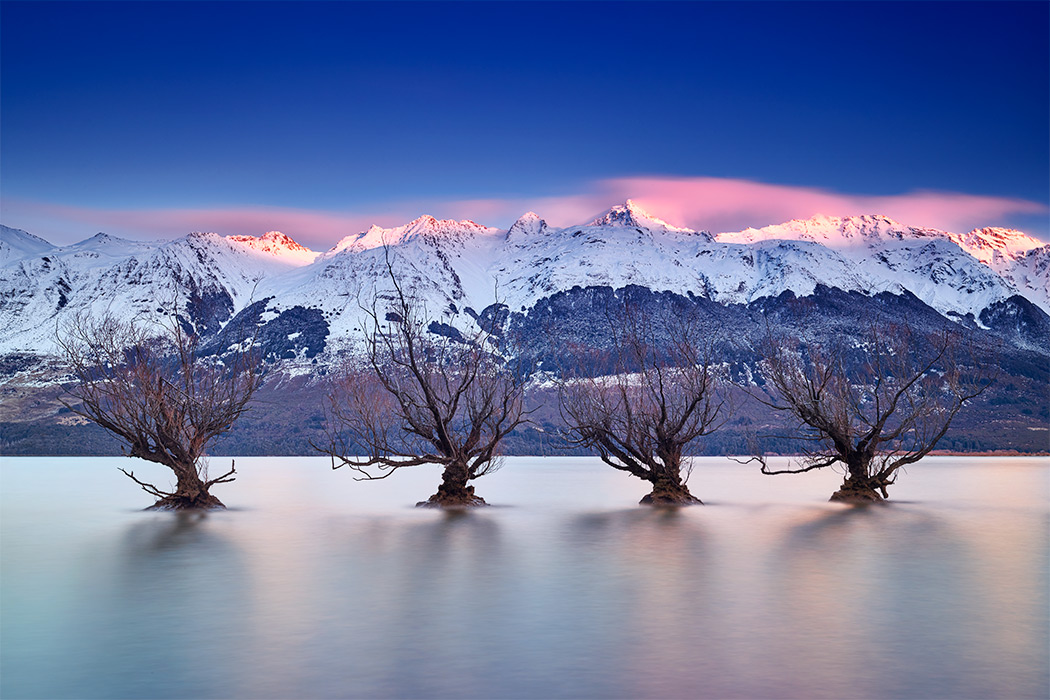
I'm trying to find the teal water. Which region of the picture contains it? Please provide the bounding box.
[2,456,1047,699]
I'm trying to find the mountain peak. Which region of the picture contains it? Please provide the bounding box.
[507,211,548,241]
[403,215,493,236]
[261,230,312,252]
[409,214,439,228]
[64,232,125,247]
[227,230,317,265]
[588,200,695,234]
[0,224,55,263]
[326,215,500,256]
[717,213,934,246]
[949,227,1046,264]
[590,200,648,227]
[66,231,147,250]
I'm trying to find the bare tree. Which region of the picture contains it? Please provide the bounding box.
[58,312,261,510]
[559,301,728,505]
[751,321,993,502]
[318,257,528,507]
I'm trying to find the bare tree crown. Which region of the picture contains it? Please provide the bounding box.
[751,319,994,497]
[58,311,261,505]
[559,300,728,499]
[319,252,528,488]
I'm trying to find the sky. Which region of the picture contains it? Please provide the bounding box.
[1,1,1047,248]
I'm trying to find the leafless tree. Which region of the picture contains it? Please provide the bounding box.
[559,301,728,505]
[750,321,994,502]
[57,312,261,510]
[318,256,528,507]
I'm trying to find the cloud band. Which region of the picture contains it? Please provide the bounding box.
[3,176,1046,248]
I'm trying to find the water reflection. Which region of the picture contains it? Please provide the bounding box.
[0,511,255,699]
[1,457,1046,699]
[102,513,250,699]
[336,511,508,699]
[120,509,214,553]
[762,504,1048,699]
[565,508,714,698]
[207,509,519,699]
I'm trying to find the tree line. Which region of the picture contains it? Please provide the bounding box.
[58,259,994,511]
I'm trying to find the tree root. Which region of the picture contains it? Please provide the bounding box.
[829,484,885,503]
[640,484,703,506]
[830,474,894,503]
[145,492,227,511]
[416,482,489,508]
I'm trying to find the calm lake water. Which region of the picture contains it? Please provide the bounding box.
[1,456,1047,699]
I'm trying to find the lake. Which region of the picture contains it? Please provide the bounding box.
[1,456,1047,699]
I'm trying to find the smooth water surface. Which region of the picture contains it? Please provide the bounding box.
[2,456,1048,699]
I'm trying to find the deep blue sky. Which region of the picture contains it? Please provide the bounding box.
[2,1,1047,243]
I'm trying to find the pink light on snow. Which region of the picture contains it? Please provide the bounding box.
[0,198,407,249]
[599,176,1049,236]
[3,177,1046,248]
[407,178,1047,238]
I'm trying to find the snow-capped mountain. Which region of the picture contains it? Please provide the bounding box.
[717,213,938,247]
[714,214,1029,318]
[588,199,702,235]
[0,230,319,352]
[227,230,319,265]
[942,226,1050,311]
[948,226,1045,268]
[326,215,501,255]
[498,208,1042,320]
[0,225,61,264]
[496,203,714,309]
[1,202,1047,361]
[1000,246,1050,311]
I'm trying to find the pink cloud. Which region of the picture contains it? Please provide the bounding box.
[601,176,1049,237]
[0,199,406,249]
[3,177,1046,249]
[420,177,1048,239]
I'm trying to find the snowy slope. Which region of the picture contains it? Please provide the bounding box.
[948,227,1045,269]
[496,202,717,311]
[1000,246,1050,311]
[1,203,1046,357]
[717,213,940,247]
[0,229,319,353]
[0,232,162,352]
[942,226,1049,312]
[256,216,505,347]
[714,215,1033,317]
[0,225,56,264]
[227,231,319,266]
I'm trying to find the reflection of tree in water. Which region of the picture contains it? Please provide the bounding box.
[574,504,692,528]
[289,510,509,699]
[121,510,212,554]
[762,504,1019,700]
[559,508,714,699]
[116,511,247,586]
[73,513,252,699]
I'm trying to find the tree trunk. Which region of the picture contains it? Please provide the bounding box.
[829,463,888,503]
[640,474,703,506]
[147,465,226,510]
[417,461,488,508]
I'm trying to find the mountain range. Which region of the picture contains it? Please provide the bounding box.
[1,200,1047,454]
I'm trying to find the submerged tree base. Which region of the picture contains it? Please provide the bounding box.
[640,484,703,506]
[829,483,886,503]
[416,483,488,508]
[145,493,227,511]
